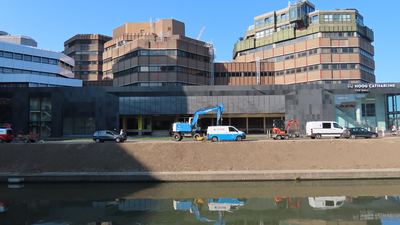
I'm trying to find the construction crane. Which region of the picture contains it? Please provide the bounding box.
[197,26,205,40]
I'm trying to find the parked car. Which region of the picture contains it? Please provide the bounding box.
[93,130,125,143]
[0,127,13,143]
[342,127,378,139]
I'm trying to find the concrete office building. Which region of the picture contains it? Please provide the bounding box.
[216,0,374,86]
[63,34,112,83]
[3,1,400,138]
[102,19,212,87]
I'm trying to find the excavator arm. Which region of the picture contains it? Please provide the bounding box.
[286,120,298,132]
[191,103,224,128]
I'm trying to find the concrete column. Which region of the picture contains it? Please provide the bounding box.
[123,115,127,132]
[263,117,266,134]
[246,117,249,134]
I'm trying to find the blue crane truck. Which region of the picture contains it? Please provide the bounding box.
[172,103,224,141]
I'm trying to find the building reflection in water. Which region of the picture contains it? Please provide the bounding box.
[1,195,400,224]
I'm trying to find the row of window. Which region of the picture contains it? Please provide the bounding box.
[255,6,315,29]
[214,63,369,78]
[75,61,102,65]
[0,50,73,71]
[75,71,102,75]
[274,63,373,76]
[324,14,351,22]
[67,39,107,49]
[0,67,60,77]
[128,82,187,87]
[255,28,274,38]
[215,72,273,78]
[106,49,210,65]
[67,51,103,56]
[238,31,368,57]
[114,66,210,78]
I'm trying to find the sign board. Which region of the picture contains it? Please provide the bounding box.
[348,83,396,93]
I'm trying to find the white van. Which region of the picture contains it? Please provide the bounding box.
[308,196,346,210]
[306,121,344,139]
[207,126,246,142]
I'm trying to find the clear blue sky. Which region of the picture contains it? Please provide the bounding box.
[1,0,399,83]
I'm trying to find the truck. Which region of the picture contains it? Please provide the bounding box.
[271,119,300,140]
[172,103,224,141]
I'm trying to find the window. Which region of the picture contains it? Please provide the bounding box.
[23,55,32,61]
[281,12,289,20]
[276,15,280,22]
[4,52,13,59]
[291,7,297,19]
[341,64,348,69]
[14,53,23,60]
[41,58,49,64]
[322,123,331,128]
[333,14,341,21]
[140,30,144,33]
[49,59,57,65]
[0,51,3,57]
[362,103,375,117]
[32,56,41,63]
[343,14,351,22]
[355,15,363,25]
[265,28,273,36]
[310,15,318,23]
[168,27,171,31]
[324,14,332,22]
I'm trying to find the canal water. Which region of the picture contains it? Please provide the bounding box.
[1,179,400,224]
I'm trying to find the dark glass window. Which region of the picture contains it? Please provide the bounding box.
[42,58,49,64]
[4,52,13,58]
[32,56,41,63]
[23,55,32,61]
[0,51,3,57]
[362,103,375,117]
[14,53,23,60]
[322,123,331,128]
[49,59,57,65]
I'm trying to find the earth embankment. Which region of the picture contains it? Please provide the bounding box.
[0,138,399,174]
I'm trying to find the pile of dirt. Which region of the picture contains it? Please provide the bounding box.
[0,138,399,174]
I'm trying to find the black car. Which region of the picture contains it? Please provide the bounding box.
[93,130,125,143]
[342,127,378,139]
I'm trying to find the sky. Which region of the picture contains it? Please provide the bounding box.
[1,0,400,83]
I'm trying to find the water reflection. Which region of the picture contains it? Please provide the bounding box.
[1,180,400,224]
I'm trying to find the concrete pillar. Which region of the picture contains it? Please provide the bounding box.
[263,117,266,134]
[122,115,127,132]
[246,117,249,134]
